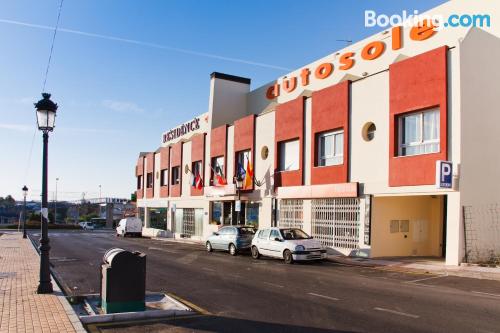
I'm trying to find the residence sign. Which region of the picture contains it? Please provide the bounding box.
[162,117,200,144]
[266,21,438,100]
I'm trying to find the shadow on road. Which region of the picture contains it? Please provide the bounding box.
[95,314,354,333]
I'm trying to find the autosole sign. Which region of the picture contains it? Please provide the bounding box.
[266,20,438,100]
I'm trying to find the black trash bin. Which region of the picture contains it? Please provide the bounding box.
[101,248,146,313]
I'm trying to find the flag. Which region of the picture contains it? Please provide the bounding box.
[243,159,253,189]
[237,162,246,179]
[190,172,195,187]
[215,165,227,186]
[210,163,227,186]
[195,173,203,190]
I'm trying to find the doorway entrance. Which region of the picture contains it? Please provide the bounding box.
[211,201,259,228]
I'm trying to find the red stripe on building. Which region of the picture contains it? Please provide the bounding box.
[389,45,448,186]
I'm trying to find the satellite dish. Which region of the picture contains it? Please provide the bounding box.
[184,164,190,174]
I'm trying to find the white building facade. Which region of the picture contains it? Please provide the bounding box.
[136,1,500,266]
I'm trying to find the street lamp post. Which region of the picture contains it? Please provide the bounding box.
[22,186,28,239]
[234,176,243,225]
[35,92,58,294]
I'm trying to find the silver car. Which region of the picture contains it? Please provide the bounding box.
[206,226,256,256]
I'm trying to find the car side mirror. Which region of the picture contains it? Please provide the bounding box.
[213,232,219,236]
[274,237,281,242]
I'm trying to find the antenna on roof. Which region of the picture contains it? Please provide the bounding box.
[336,39,353,46]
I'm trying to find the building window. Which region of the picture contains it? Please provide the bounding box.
[149,208,168,230]
[362,122,376,141]
[171,166,180,185]
[317,130,344,167]
[146,172,153,188]
[192,160,202,177]
[278,139,299,171]
[399,108,440,156]
[160,169,168,186]
[137,175,143,189]
[211,156,225,185]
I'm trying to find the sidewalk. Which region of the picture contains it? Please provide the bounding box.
[327,254,500,281]
[0,232,86,333]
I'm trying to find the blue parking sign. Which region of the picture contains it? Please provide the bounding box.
[436,161,453,188]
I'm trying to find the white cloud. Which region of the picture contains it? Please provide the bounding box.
[62,126,123,134]
[0,123,34,132]
[0,18,291,71]
[102,100,144,114]
[0,123,122,134]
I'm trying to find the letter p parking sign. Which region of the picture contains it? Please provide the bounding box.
[436,161,453,189]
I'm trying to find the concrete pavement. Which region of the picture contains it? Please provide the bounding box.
[0,232,86,333]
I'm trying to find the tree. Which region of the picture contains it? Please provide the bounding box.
[0,195,16,208]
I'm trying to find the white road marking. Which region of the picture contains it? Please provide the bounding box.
[471,291,500,298]
[202,267,216,272]
[307,292,339,301]
[405,275,446,284]
[374,307,419,319]
[263,282,284,288]
[407,283,436,288]
[148,246,177,253]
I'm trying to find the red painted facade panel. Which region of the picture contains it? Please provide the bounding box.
[191,133,206,196]
[145,153,154,199]
[160,147,169,198]
[160,147,169,169]
[234,114,255,153]
[311,81,350,185]
[274,97,304,187]
[136,156,144,199]
[210,125,227,158]
[389,46,448,186]
[234,115,255,191]
[170,141,183,197]
[210,125,228,183]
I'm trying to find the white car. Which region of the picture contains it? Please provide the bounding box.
[80,222,94,230]
[251,227,327,264]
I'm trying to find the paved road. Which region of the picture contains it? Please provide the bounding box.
[30,230,500,333]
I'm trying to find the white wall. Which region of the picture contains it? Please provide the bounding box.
[457,28,500,263]
[350,72,389,192]
[226,125,235,182]
[154,152,161,198]
[181,141,192,197]
[209,77,250,129]
[254,112,275,197]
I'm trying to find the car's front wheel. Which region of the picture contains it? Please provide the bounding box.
[251,246,260,259]
[229,243,237,256]
[283,250,294,264]
[206,241,213,252]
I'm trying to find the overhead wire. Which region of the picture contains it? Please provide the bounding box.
[42,0,65,93]
[22,0,65,190]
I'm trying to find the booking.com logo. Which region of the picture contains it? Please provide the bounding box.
[365,10,491,30]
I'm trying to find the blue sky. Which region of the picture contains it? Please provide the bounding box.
[0,0,445,201]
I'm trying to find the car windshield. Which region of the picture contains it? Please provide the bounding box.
[280,228,310,240]
[239,227,255,235]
